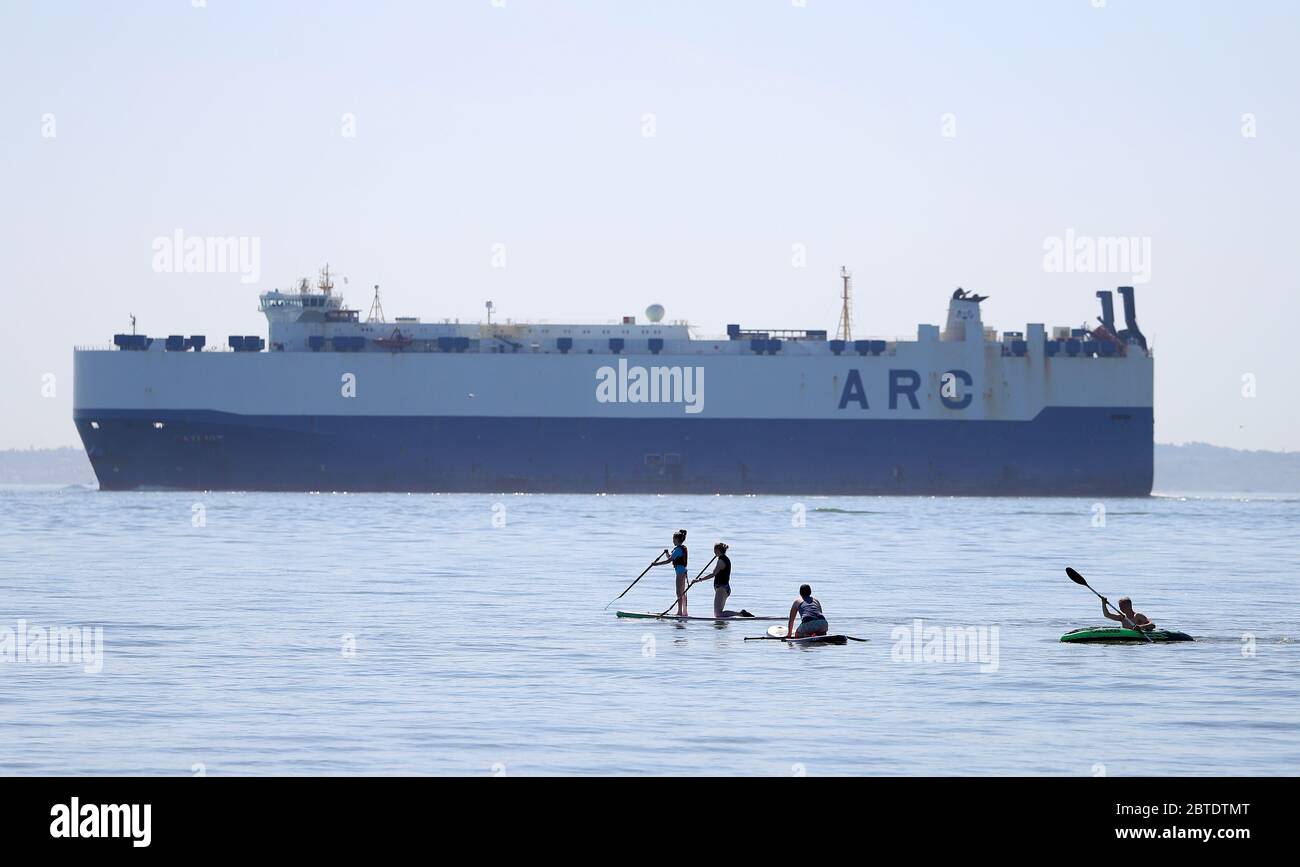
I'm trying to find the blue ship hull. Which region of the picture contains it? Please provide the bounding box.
[74,407,1153,496]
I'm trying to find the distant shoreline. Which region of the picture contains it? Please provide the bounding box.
[3,443,1298,493]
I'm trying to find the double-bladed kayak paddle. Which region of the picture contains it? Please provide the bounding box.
[1065,566,1152,643]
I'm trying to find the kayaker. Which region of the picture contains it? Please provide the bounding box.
[787,584,829,637]
[661,530,689,617]
[1101,596,1155,631]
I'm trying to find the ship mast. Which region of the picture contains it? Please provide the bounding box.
[836,266,854,343]
[318,264,335,295]
[367,285,385,323]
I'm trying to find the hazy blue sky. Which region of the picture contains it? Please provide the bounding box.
[2,0,1296,450]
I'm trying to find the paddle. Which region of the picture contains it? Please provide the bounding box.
[604,550,669,610]
[1065,566,1152,643]
[657,555,717,617]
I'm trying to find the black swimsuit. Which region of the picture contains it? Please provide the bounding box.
[713,554,731,589]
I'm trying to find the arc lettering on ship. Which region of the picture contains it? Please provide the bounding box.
[837,369,974,411]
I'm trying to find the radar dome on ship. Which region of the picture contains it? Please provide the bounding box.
[645,304,665,323]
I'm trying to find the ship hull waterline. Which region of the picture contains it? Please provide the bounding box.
[74,407,1153,496]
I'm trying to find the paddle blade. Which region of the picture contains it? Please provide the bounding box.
[1065,567,1088,586]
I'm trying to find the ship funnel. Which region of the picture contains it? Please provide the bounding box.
[1115,286,1146,350]
[942,287,987,341]
[1095,290,1116,336]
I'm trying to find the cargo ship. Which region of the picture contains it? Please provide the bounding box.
[73,268,1153,495]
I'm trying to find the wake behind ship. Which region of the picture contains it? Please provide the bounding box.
[73,269,1154,495]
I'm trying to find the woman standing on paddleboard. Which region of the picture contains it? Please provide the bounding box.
[667,530,689,617]
[787,584,829,638]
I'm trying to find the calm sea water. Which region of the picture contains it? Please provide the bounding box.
[0,485,1296,776]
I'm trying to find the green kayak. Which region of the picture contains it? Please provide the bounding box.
[1061,627,1194,644]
